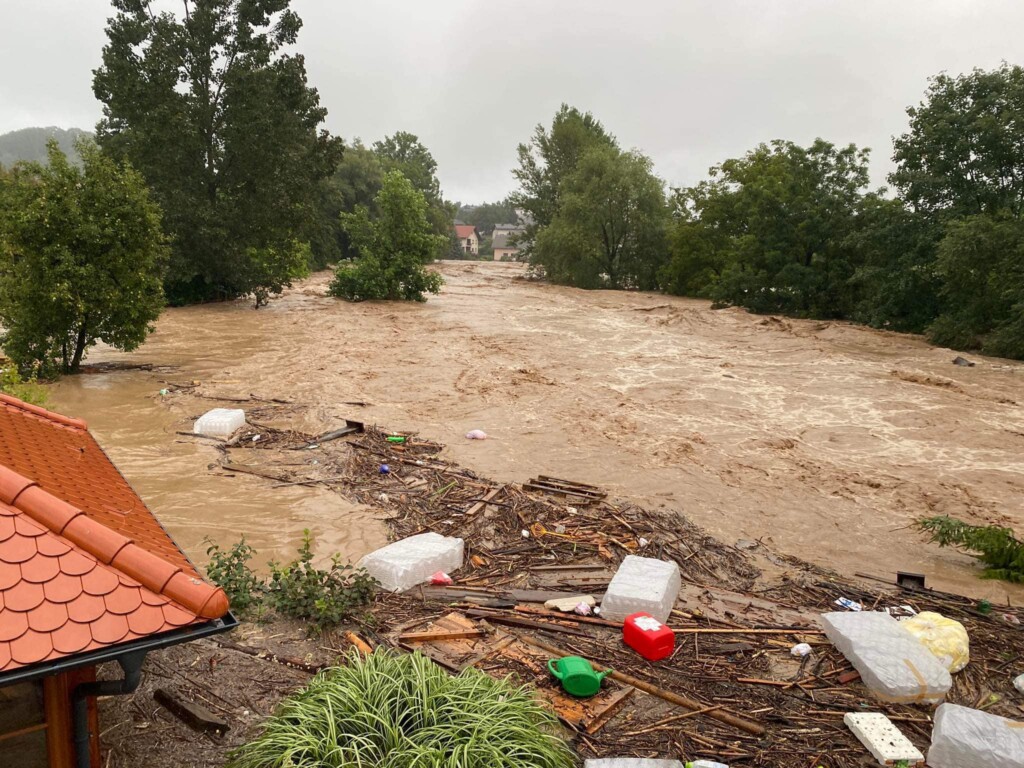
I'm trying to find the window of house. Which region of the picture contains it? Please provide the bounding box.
[0,681,49,767]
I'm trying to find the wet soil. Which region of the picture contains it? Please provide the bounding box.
[47,261,1024,602]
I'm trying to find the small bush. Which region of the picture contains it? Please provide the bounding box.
[205,537,262,614]
[0,364,47,405]
[918,516,1024,583]
[204,532,377,628]
[227,649,575,768]
[265,530,377,629]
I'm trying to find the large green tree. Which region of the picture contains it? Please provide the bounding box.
[510,105,618,260]
[373,131,454,253]
[891,64,1024,219]
[93,0,342,305]
[329,171,445,302]
[663,139,871,317]
[533,146,669,289]
[0,141,166,374]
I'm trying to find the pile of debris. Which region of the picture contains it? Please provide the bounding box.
[183,407,1024,767]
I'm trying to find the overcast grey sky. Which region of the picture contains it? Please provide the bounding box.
[2,1,1023,202]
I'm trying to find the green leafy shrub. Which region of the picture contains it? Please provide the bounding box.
[227,649,575,768]
[918,516,1024,583]
[0,364,47,405]
[265,530,377,629]
[205,537,262,614]
[204,532,377,627]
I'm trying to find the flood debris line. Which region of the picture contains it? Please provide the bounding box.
[167,406,1024,766]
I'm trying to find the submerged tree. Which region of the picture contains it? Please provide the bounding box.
[373,131,455,255]
[329,171,445,302]
[533,145,669,289]
[93,0,342,305]
[0,141,166,374]
[510,104,618,261]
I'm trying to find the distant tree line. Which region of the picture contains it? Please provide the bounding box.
[0,0,455,377]
[516,64,1024,361]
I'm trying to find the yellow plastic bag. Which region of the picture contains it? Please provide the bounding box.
[901,611,970,673]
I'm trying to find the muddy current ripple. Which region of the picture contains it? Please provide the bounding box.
[47,262,1024,602]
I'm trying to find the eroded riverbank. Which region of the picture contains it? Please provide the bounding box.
[48,261,1024,601]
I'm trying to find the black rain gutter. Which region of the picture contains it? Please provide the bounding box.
[65,614,236,768]
[72,650,146,768]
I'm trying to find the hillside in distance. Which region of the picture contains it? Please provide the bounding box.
[0,126,92,167]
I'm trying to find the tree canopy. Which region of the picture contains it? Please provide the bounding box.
[329,171,445,302]
[0,141,166,374]
[510,104,618,262]
[663,139,872,317]
[891,63,1024,219]
[534,145,668,289]
[93,0,342,305]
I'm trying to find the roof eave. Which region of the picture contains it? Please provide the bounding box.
[0,612,238,687]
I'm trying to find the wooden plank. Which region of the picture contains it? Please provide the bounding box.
[464,487,504,516]
[536,475,605,493]
[523,481,604,500]
[154,688,230,735]
[219,463,291,483]
[400,629,487,643]
[584,686,634,734]
[464,609,590,637]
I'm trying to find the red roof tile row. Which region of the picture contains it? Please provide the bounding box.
[0,395,229,674]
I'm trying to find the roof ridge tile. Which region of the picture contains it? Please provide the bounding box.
[0,465,228,620]
[0,394,87,430]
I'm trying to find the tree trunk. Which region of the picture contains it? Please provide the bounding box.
[69,322,88,373]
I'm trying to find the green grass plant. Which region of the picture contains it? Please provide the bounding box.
[227,649,575,768]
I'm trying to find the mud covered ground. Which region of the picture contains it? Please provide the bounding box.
[49,261,1024,602]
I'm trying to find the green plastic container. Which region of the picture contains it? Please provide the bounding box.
[547,656,610,698]
[386,436,407,444]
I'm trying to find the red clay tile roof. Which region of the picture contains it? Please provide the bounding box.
[455,225,478,239]
[0,395,228,675]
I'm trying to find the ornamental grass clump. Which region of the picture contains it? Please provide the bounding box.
[228,649,575,768]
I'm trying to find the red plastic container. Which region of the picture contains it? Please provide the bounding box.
[623,611,675,661]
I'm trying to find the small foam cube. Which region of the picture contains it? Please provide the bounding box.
[600,555,680,623]
[358,532,464,592]
[193,408,246,437]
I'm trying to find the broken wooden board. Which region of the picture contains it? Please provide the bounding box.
[154,688,229,735]
[394,611,632,734]
[523,476,607,503]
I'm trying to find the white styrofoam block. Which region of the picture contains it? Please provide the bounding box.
[600,555,681,623]
[584,761,683,768]
[843,712,924,766]
[927,703,1024,768]
[820,611,951,704]
[358,532,464,592]
[193,408,246,437]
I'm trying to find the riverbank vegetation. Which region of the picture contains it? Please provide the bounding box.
[0,140,166,374]
[515,64,1024,361]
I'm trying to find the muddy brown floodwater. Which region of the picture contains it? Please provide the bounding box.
[47,261,1024,603]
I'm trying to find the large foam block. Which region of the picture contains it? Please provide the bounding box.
[358,532,464,592]
[820,611,951,704]
[927,703,1024,768]
[600,555,680,623]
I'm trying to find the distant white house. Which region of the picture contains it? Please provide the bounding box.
[454,224,480,256]
[492,223,525,261]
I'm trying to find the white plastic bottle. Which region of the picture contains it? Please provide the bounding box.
[686,762,729,768]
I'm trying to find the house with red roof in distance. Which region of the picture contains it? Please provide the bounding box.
[0,394,234,768]
[454,223,479,256]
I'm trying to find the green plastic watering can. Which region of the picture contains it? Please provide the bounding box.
[547,656,610,698]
